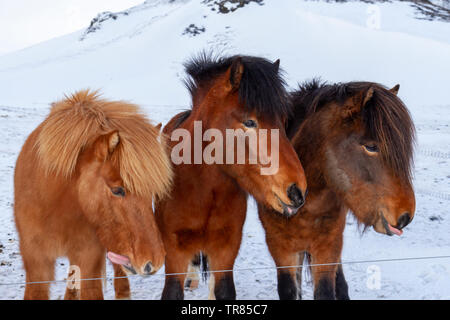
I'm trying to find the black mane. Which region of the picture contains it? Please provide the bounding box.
[285,78,324,138]
[288,79,416,183]
[183,52,291,119]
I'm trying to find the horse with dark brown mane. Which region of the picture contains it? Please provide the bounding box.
[152,53,307,300]
[258,80,416,300]
[14,91,173,299]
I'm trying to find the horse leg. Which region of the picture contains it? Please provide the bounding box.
[207,257,236,300]
[161,249,191,300]
[263,231,300,300]
[113,263,131,300]
[335,263,350,300]
[80,254,105,300]
[310,257,336,299]
[309,242,342,300]
[206,233,244,300]
[22,251,55,300]
[68,245,105,300]
[64,284,80,300]
[272,250,300,300]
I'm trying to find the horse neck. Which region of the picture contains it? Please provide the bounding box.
[177,113,246,194]
[173,110,230,172]
[293,115,329,192]
[292,123,343,217]
[295,111,351,218]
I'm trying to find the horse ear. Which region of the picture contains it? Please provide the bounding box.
[94,131,120,161]
[273,59,280,73]
[229,57,244,91]
[390,84,400,95]
[362,87,374,106]
[343,87,374,118]
[155,123,162,132]
[108,131,120,154]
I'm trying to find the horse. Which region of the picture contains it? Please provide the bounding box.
[258,80,416,300]
[153,53,307,300]
[14,90,173,300]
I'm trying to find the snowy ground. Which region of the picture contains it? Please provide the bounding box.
[0,0,449,299]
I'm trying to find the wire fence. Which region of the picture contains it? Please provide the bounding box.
[1,254,450,287]
[416,189,450,201]
[417,149,450,160]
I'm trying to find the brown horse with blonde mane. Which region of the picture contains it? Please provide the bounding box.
[258,80,416,300]
[153,53,307,300]
[14,90,172,299]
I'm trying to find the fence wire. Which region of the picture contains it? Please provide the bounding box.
[1,254,450,287]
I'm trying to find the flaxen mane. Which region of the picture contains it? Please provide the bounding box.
[36,90,172,198]
[288,80,415,183]
[183,52,291,119]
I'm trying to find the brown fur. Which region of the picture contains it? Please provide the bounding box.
[153,55,307,300]
[260,80,416,299]
[14,90,172,299]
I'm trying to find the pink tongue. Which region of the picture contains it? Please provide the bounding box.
[107,252,131,266]
[388,224,403,236]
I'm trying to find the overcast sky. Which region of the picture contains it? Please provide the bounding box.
[0,0,144,56]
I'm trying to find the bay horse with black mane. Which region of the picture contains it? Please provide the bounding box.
[154,53,307,300]
[14,91,172,299]
[258,80,416,300]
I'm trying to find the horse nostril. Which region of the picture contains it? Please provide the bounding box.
[143,262,153,275]
[287,184,305,208]
[396,213,412,230]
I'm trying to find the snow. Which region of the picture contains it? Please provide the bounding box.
[0,0,449,299]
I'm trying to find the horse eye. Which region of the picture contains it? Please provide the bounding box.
[111,187,125,197]
[364,144,379,153]
[243,119,257,128]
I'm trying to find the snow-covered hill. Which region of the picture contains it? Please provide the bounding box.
[0,0,449,299]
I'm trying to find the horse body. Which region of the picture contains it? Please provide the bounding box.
[14,91,172,299]
[158,111,248,300]
[259,80,416,300]
[156,54,307,300]
[15,138,107,299]
[259,176,348,300]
